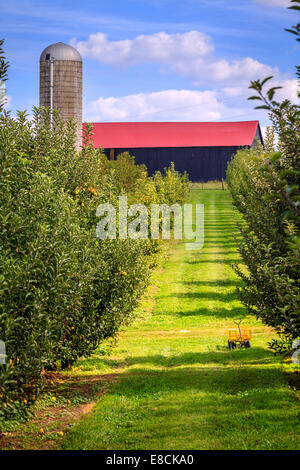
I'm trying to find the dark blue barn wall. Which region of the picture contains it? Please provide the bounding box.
[103,146,240,182]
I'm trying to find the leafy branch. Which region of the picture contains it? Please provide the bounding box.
[286,0,300,40]
[0,39,9,111]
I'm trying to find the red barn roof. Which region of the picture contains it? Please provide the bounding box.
[85,121,261,149]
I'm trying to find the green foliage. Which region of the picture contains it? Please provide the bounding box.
[153,162,189,206]
[0,108,189,421]
[0,110,99,418]
[227,146,300,346]
[285,0,300,39]
[227,6,300,355]
[263,126,276,153]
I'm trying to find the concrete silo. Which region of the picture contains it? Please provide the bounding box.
[40,42,82,150]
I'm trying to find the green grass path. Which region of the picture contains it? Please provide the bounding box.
[63,189,299,450]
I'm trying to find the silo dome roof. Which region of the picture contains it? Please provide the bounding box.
[40,42,82,62]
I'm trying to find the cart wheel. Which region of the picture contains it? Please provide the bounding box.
[228,340,232,350]
[228,341,236,350]
[232,342,236,349]
[245,341,251,348]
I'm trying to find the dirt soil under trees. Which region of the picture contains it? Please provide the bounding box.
[0,371,121,450]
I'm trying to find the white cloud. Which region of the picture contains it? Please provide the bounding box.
[253,0,290,7]
[173,57,278,86]
[84,88,258,123]
[84,77,299,124]
[275,78,300,102]
[77,29,299,124]
[225,76,299,100]
[71,31,213,67]
[71,30,288,88]
[222,87,245,98]
[222,78,299,103]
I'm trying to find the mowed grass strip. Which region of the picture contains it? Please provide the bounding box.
[63,189,300,450]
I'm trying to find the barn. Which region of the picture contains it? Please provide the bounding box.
[87,120,263,182]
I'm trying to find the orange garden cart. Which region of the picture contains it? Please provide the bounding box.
[227,319,251,350]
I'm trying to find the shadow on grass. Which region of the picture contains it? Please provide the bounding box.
[153,306,246,320]
[190,251,239,255]
[159,291,242,302]
[62,358,299,451]
[103,363,290,405]
[75,356,125,371]
[184,258,239,265]
[124,347,276,370]
[63,361,298,450]
[188,243,240,250]
[180,280,243,287]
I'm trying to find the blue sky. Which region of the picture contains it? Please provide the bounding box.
[1,0,299,129]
